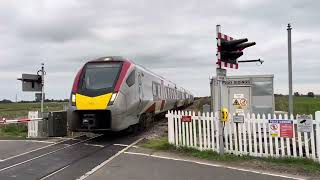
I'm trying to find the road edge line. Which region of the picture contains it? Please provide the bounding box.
[123,151,305,180]
[77,137,144,180]
[113,143,138,148]
[0,140,55,144]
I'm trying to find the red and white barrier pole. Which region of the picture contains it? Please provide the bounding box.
[0,117,43,124]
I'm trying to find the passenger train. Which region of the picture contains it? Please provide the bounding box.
[68,56,194,132]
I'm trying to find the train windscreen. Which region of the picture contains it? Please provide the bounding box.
[78,63,121,96]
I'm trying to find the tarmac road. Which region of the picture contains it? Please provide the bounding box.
[0,132,307,180]
[0,134,141,180]
[85,152,304,180]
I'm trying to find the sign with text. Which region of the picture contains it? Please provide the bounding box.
[297,114,313,132]
[233,115,244,123]
[269,120,293,138]
[181,115,192,122]
[35,93,45,102]
[222,79,251,86]
[233,94,244,99]
[216,68,226,81]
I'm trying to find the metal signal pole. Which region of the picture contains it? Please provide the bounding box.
[216,25,224,155]
[287,24,293,116]
[41,63,45,113]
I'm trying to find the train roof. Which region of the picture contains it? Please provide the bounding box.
[87,56,193,95]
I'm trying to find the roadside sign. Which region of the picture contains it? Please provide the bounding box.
[269,120,293,138]
[240,98,248,107]
[181,115,192,122]
[216,68,226,81]
[280,121,293,138]
[233,94,244,99]
[233,115,244,123]
[232,99,240,106]
[297,114,313,132]
[236,109,244,115]
[222,79,252,86]
[35,93,45,102]
[269,120,279,137]
[18,74,42,92]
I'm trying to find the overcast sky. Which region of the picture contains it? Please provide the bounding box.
[0,0,319,101]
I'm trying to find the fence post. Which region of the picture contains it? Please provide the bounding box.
[167,111,175,144]
[27,111,39,138]
[316,111,320,162]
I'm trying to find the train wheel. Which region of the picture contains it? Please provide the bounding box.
[138,113,154,131]
[138,114,147,131]
[126,124,139,134]
[146,113,155,128]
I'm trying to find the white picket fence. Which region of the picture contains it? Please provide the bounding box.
[166,111,320,162]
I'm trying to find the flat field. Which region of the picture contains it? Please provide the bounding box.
[0,102,67,119]
[275,96,320,116]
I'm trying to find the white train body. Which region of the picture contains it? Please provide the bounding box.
[68,57,194,132]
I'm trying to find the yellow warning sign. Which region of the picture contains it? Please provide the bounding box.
[233,99,240,106]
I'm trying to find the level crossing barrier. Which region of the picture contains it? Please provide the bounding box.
[0,117,42,124]
[0,111,43,137]
[166,111,320,162]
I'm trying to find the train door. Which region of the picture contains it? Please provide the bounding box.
[137,71,144,111]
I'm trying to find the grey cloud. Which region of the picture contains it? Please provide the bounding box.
[0,0,319,100]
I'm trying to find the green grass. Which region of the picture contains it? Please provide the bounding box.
[263,156,320,173]
[142,137,175,150]
[142,137,320,173]
[275,96,320,116]
[0,124,28,138]
[0,102,67,138]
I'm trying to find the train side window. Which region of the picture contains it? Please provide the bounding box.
[152,82,157,96]
[166,87,169,99]
[126,70,135,87]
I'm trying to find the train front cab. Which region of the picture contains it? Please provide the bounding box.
[68,60,131,132]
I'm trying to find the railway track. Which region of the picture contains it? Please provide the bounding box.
[0,132,142,180]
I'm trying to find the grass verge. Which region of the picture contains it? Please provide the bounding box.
[142,137,320,174]
[0,124,27,139]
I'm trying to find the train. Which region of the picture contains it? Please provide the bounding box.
[68,56,194,133]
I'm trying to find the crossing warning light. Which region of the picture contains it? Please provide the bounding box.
[217,33,256,69]
[221,38,255,63]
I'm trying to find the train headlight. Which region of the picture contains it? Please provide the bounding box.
[108,93,118,105]
[71,94,76,106]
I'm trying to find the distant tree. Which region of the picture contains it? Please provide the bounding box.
[307,92,315,97]
[0,99,12,103]
[294,92,300,96]
[274,94,284,97]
